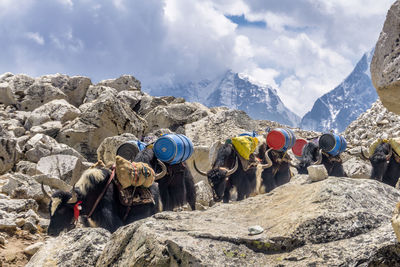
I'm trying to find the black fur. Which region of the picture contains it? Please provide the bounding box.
[295,142,347,177]
[134,148,196,211]
[257,143,291,193]
[207,143,257,203]
[47,167,160,236]
[370,142,400,187]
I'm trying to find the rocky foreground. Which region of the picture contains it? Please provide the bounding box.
[27,176,400,266]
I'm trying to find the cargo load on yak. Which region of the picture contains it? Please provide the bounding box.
[115,155,155,189]
[369,138,400,157]
[226,135,260,171]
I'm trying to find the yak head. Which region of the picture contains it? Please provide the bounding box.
[42,185,77,236]
[295,142,322,174]
[194,143,272,201]
[41,166,110,236]
[368,142,392,182]
[193,143,238,201]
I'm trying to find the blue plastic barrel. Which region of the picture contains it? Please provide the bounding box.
[266,128,296,152]
[239,131,258,137]
[116,140,147,161]
[318,133,347,156]
[153,134,194,165]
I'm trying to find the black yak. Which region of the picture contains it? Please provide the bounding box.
[295,142,347,177]
[134,148,196,211]
[43,165,162,236]
[257,142,292,193]
[193,143,272,203]
[363,141,400,187]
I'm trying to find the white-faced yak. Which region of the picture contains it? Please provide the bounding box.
[256,142,292,193]
[295,142,347,177]
[363,141,400,187]
[134,148,196,211]
[193,143,272,203]
[42,165,162,236]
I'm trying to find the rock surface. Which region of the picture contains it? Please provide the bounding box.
[96,176,400,266]
[371,0,400,114]
[26,228,110,267]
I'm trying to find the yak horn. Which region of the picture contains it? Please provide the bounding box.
[67,189,78,204]
[314,149,322,165]
[386,147,393,161]
[360,147,370,160]
[260,148,273,169]
[154,160,167,180]
[225,158,239,176]
[35,175,73,192]
[41,183,51,200]
[193,160,208,176]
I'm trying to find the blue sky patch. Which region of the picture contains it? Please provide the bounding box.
[226,15,266,28]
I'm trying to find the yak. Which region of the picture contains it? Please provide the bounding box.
[193,142,272,203]
[134,148,196,211]
[363,142,400,187]
[257,142,292,193]
[295,142,347,177]
[43,164,164,236]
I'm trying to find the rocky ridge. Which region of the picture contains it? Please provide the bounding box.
[0,72,398,266]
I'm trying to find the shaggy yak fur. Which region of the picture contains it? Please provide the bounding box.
[134,148,196,211]
[369,142,400,187]
[46,167,160,236]
[204,143,257,203]
[257,143,291,193]
[295,142,347,177]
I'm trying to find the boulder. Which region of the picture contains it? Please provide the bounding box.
[40,74,92,107]
[30,99,81,123]
[0,199,38,213]
[371,1,400,114]
[96,133,137,166]
[24,134,85,163]
[97,75,141,92]
[343,157,371,179]
[96,176,400,266]
[24,113,51,130]
[16,81,67,111]
[194,180,213,210]
[36,155,84,185]
[84,85,118,103]
[144,102,209,134]
[15,161,38,176]
[185,145,211,184]
[57,94,147,161]
[26,228,110,267]
[136,94,169,116]
[0,82,16,105]
[24,242,44,256]
[0,173,49,206]
[307,165,328,182]
[392,202,400,242]
[185,108,257,146]
[0,137,20,175]
[30,120,62,138]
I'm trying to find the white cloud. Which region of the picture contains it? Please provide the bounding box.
[25,32,45,45]
[0,0,395,116]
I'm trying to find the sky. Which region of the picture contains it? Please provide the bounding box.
[0,0,395,116]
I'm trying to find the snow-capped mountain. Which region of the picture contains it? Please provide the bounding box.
[300,50,377,133]
[148,70,300,127]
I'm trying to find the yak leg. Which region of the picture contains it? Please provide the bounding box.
[184,171,196,210]
[223,180,233,203]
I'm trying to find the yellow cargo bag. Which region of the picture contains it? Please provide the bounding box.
[231,136,259,160]
[390,138,400,156]
[115,156,155,189]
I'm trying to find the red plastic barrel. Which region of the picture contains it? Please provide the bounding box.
[266,128,296,151]
[292,138,308,158]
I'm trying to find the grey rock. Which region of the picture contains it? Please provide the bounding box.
[248,225,264,236]
[24,134,85,163]
[24,242,44,256]
[96,133,137,166]
[371,0,400,114]
[58,94,147,161]
[0,198,38,213]
[0,137,20,175]
[26,228,111,267]
[30,99,81,123]
[84,85,118,103]
[194,180,213,210]
[36,154,84,185]
[97,74,141,92]
[96,177,400,266]
[0,82,16,105]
